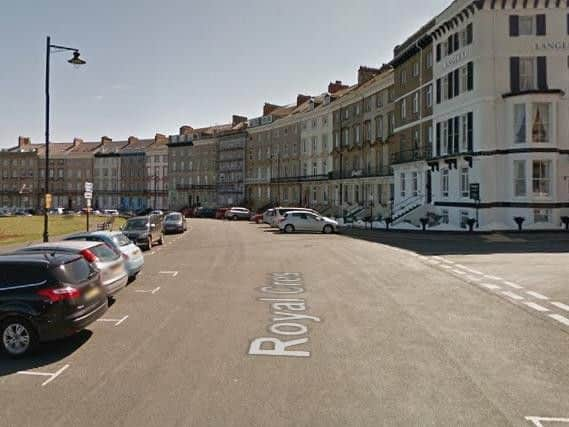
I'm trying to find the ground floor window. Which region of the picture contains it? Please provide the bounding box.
[460,210,469,229]
[534,208,551,223]
[400,173,406,198]
[460,167,469,198]
[513,160,527,197]
[441,209,449,224]
[441,169,449,198]
[412,172,418,197]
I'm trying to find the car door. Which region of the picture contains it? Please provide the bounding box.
[294,213,310,231]
[304,213,322,232]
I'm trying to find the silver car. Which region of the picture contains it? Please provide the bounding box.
[63,231,144,280]
[278,211,338,234]
[270,207,319,227]
[14,241,128,297]
[225,207,250,220]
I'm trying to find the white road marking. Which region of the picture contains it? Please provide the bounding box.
[136,286,161,294]
[96,315,129,326]
[523,302,550,313]
[484,275,502,281]
[549,314,569,327]
[479,283,501,290]
[454,264,484,275]
[159,271,178,277]
[452,269,467,275]
[502,291,524,301]
[526,416,569,426]
[17,364,70,386]
[502,280,523,290]
[551,302,569,312]
[526,291,549,301]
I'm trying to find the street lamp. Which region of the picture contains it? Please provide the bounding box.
[43,36,86,242]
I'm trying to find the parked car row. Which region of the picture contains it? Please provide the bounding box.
[254,206,339,234]
[0,211,188,358]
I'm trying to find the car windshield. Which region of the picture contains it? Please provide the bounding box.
[52,258,93,284]
[124,219,148,230]
[113,233,132,247]
[165,213,181,221]
[90,244,120,262]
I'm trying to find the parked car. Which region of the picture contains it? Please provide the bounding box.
[263,209,275,225]
[216,208,229,219]
[14,241,128,297]
[0,252,108,357]
[250,212,263,224]
[121,215,164,250]
[63,231,144,280]
[278,211,338,234]
[225,207,250,220]
[150,210,164,217]
[194,207,216,218]
[270,207,319,227]
[103,209,119,216]
[163,212,187,234]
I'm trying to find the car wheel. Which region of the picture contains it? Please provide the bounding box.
[232,215,238,221]
[1,318,37,358]
[284,224,295,234]
[323,225,334,234]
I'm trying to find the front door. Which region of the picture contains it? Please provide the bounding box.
[426,171,432,204]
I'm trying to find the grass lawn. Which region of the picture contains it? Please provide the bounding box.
[0,215,126,246]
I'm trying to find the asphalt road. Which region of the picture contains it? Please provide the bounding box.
[1,220,568,427]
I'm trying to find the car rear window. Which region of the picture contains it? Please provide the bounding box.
[165,213,181,221]
[0,264,48,288]
[52,258,93,284]
[113,234,131,247]
[124,219,148,230]
[90,244,120,262]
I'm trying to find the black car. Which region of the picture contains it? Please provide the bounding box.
[0,253,108,357]
[194,207,216,218]
[163,212,187,234]
[121,214,164,250]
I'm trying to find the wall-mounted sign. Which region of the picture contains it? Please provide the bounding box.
[442,47,472,69]
[535,40,569,51]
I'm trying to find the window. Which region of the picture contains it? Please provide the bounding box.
[426,85,433,108]
[401,70,407,84]
[355,125,361,144]
[413,93,419,114]
[388,113,395,135]
[344,109,349,119]
[312,119,317,129]
[441,169,449,197]
[322,135,328,152]
[334,132,340,148]
[312,162,317,176]
[460,66,468,93]
[519,57,537,91]
[441,209,449,224]
[375,116,384,139]
[514,104,527,143]
[364,121,371,141]
[441,121,449,155]
[460,114,469,151]
[460,167,469,197]
[401,99,407,119]
[532,160,551,196]
[412,172,418,196]
[355,103,361,115]
[426,52,433,68]
[534,209,551,223]
[460,211,470,229]
[514,160,527,197]
[413,62,419,77]
[322,159,328,174]
[302,139,307,153]
[376,92,384,108]
[343,128,350,146]
[311,136,317,152]
[400,173,406,197]
[532,103,550,143]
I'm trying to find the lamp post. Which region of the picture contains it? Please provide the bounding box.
[43,36,86,242]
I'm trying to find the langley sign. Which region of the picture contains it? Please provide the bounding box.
[535,40,569,51]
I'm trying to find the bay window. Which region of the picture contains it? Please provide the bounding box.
[532,160,551,196]
[513,160,527,197]
[514,104,527,143]
[531,103,550,143]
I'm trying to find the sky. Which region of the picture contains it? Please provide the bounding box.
[0,0,450,148]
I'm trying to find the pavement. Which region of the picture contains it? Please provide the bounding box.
[1,220,568,427]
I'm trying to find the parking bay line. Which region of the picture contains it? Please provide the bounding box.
[479,283,502,290]
[502,291,524,301]
[136,287,161,294]
[17,364,70,386]
[159,271,178,277]
[502,280,523,290]
[551,302,569,312]
[97,315,129,326]
[523,302,550,313]
[526,291,549,301]
[526,416,569,426]
[548,314,569,327]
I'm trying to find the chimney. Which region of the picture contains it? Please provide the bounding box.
[179,125,194,136]
[296,94,311,107]
[127,136,139,145]
[154,133,168,144]
[357,66,381,85]
[328,80,348,94]
[72,138,83,147]
[232,115,248,126]
[263,103,281,116]
[101,136,112,144]
[18,136,31,149]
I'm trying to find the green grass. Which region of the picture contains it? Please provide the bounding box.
[0,215,126,246]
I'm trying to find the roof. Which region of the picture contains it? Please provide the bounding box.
[0,252,80,265]
[120,139,155,154]
[67,142,102,153]
[95,140,129,156]
[20,240,101,251]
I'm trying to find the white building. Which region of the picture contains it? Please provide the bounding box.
[394,0,569,230]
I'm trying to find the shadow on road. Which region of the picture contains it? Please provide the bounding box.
[339,228,569,256]
[0,329,92,376]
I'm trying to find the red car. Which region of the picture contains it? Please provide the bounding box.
[250,213,263,224]
[216,208,229,219]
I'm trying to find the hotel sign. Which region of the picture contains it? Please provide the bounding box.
[535,40,569,51]
[442,47,472,69]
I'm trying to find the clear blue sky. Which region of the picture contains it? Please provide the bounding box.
[0,0,449,148]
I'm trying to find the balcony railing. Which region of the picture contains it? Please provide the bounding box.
[390,146,432,165]
[175,184,216,191]
[329,166,393,180]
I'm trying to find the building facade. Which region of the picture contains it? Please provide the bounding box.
[217,117,248,207]
[145,134,169,210]
[94,138,128,210]
[0,138,40,209]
